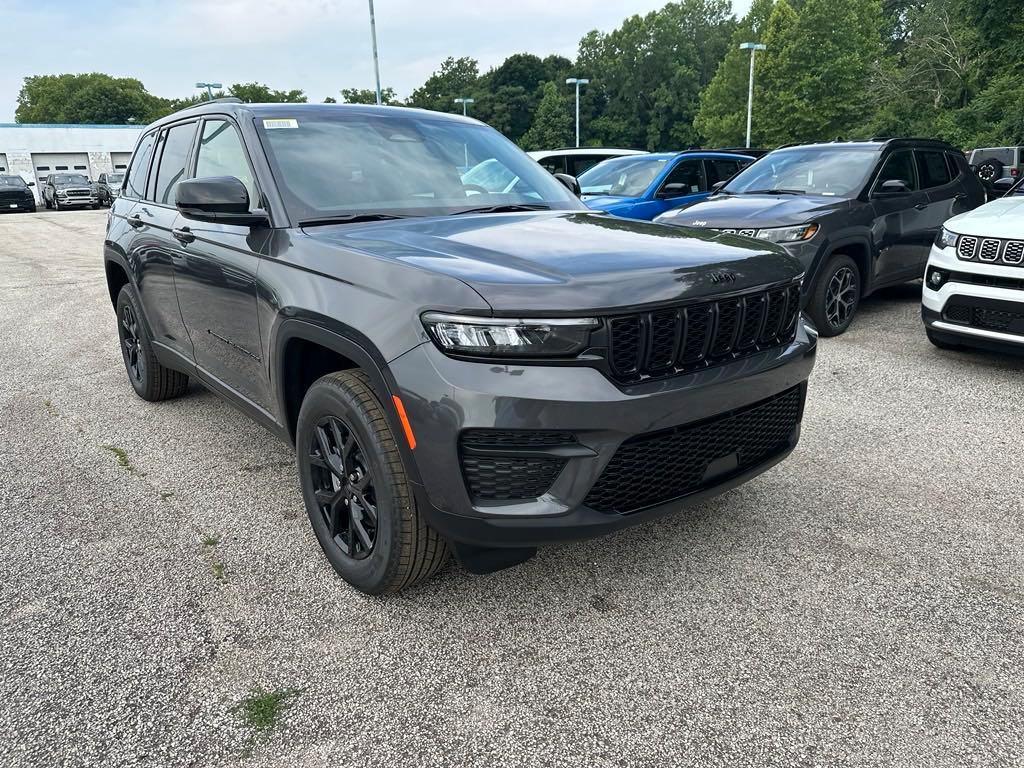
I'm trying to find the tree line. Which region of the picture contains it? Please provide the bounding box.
[13,0,1021,151]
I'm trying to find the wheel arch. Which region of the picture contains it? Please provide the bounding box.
[271,318,422,485]
[811,237,872,297]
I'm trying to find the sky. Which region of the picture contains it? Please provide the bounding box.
[0,0,754,123]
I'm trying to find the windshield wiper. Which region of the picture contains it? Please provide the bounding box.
[299,213,409,227]
[742,189,806,195]
[449,203,551,216]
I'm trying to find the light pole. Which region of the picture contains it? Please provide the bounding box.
[367,0,383,105]
[453,97,475,116]
[195,82,222,101]
[565,77,589,148]
[739,43,765,149]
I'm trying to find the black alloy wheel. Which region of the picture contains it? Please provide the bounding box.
[119,302,145,385]
[308,415,378,560]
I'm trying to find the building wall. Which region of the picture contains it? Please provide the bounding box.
[0,124,143,200]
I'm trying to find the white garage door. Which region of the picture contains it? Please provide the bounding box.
[110,152,132,171]
[32,152,91,186]
[0,153,7,173]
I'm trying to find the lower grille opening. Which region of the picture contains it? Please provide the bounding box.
[459,430,575,502]
[944,297,1024,335]
[583,387,803,515]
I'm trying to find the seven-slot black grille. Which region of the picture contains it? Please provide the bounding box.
[459,430,576,502]
[957,235,1024,267]
[583,387,803,514]
[607,283,801,383]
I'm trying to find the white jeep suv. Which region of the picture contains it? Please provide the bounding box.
[923,177,1024,353]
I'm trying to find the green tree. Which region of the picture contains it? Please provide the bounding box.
[340,87,399,105]
[519,81,572,150]
[229,82,307,103]
[407,56,480,113]
[755,0,883,146]
[16,73,166,124]
[693,0,775,147]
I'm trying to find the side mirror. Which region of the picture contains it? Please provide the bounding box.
[711,181,727,192]
[175,176,268,226]
[875,179,911,197]
[553,173,581,196]
[27,181,34,187]
[993,177,1015,191]
[657,182,690,199]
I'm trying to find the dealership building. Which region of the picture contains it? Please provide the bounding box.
[0,123,143,200]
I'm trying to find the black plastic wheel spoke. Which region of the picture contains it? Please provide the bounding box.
[352,516,374,552]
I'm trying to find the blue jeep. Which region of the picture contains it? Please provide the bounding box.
[579,150,754,221]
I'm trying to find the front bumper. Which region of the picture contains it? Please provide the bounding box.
[390,320,817,547]
[58,195,97,206]
[922,243,1024,350]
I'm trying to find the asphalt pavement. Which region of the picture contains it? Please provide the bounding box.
[1,209,1022,767]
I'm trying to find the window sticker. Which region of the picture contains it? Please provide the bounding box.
[263,118,298,129]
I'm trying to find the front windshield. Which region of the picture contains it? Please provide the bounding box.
[578,156,669,197]
[256,110,581,221]
[54,174,89,185]
[0,176,27,188]
[107,173,124,185]
[724,147,881,197]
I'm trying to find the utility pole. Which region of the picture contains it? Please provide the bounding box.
[739,43,766,149]
[565,78,590,148]
[368,0,383,105]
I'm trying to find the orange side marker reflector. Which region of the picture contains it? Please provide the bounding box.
[391,395,417,450]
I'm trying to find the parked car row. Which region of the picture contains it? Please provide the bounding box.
[0,171,124,213]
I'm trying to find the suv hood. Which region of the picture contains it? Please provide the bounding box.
[945,196,1024,239]
[305,211,802,313]
[663,193,849,228]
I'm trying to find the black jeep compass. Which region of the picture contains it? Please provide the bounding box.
[104,100,817,593]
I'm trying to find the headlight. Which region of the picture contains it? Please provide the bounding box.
[754,223,819,243]
[937,227,959,249]
[422,313,597,358]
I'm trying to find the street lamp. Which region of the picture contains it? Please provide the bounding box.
[195,82,222,101]
[739,43,766,149]
[453,98,476,167]
[367,0,383,105]
[453,97,475,116]
[565,77,590,148]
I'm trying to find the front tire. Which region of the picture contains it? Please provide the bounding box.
[808,253,861,337]
[296,371,449,594]
[115,284,189,401]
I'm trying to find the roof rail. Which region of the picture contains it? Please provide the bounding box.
[177,97,244,113]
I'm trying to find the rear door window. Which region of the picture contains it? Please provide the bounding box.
[124,132,156,200]
[152,122,198,205]
[705,158,741,186]
[567,155,606,177]
[915,150,951,188]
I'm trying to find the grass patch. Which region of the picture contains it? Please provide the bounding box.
[235,687,299,731]
[201,532,221,548]
[101,444,143,475]
[43,399,58,416]
[211,560,226,580]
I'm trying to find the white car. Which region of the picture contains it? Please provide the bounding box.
[528,147,647,178]
[923,177,1024,354]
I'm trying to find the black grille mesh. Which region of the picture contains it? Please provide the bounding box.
[606,283,801,384]
[584,387,803,514]
[459,430,576,502]
[944,300,1024,332]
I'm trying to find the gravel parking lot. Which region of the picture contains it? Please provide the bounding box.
[1,209,1022,767]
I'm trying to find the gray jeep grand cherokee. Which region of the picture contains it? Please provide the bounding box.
[655,139,985,336]
[104,100,817,593]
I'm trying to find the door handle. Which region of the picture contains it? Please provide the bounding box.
[172,226,196,244]
[914,203,928,210]
[954,193,968,201]
[127,214,143,229]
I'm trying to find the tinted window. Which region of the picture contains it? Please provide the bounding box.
[660,159,705,195]
[153,122,197,205]
[567,155,606,177]
[0,176,27,188]
[53,174,88,185]
[876,151,917,190]
[538,156,564,174]
[125,132,156,199]
[944,153,962,181]
[916,150,951,188]
[705,158,741,186]
[195,120,257,207]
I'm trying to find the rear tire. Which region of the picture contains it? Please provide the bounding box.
[296,371,449,594]
[115,284,189,401]
[807,253,861,337]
